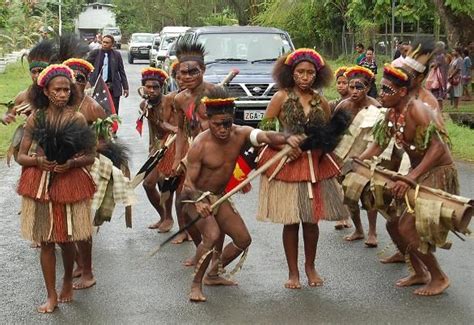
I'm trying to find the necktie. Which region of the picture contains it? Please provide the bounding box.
[102,52,109,81]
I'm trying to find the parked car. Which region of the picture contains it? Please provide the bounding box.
[149,34,161,67]
[153,34,181,68]
[102,26,122,49]
[162,39,179,73]
[127,33,154,64]
[180,26,294,126]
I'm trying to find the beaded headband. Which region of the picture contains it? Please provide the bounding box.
[29,60,49,71]
[141,67,169,85]
[334,66,348,79]
[284,48,325,71]
[63,58,94,75]
[37,64,75,88]
[344,66,374,82]
[382,64,410,87]
[403,56,426,73]
[202,97,236,115]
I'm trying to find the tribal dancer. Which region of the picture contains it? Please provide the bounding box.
[379,40,445,264]
[63,58,104,290]
[139,67,178,232]
[16,64,97,312]
[1,40,56,125]
[63,58,106,124]
[330,66,352,230]
[333,66,387,247]
[257,49,348,289]
[172,41,222,263]
[329,66,350,112]
[182,88,304,302]
[360,64,455,296]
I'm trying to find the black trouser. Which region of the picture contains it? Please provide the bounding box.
[112,96,121,114]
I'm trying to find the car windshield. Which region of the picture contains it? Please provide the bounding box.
[104,29,120,36]
[159,36,179,50]
[196,33,292,63]
[132,35,153,43]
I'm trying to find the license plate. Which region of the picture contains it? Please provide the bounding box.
[140,50,148,54]
[244,110,264,121]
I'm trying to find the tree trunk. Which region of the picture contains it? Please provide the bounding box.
[432,0,474,47]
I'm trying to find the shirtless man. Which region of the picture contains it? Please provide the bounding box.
[171,41,223,261]
[334,66,385,247]
[182,88,304,302]
[139,68,178,232]
[360,64,455,296]
[380,40,445,264]
[63,58,106,290]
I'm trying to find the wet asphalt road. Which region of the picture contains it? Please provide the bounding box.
[1,52,474,324]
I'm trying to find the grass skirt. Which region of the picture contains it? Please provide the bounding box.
[17,166,95,243]
[257,147,349,224]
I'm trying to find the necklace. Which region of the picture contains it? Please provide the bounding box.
[387,99,412,149]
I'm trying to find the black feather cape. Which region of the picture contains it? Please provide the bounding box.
[32,112,96,164]
[300,109,351,153]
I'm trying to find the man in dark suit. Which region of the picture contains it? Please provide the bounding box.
[87,35,129,114]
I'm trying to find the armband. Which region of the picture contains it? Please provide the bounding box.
[250,129,264,147]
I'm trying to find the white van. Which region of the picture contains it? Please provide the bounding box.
[151,26,190,68]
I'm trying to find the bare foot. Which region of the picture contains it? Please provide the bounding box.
[305,266,323,287]
[380,251,405,264]
[344,231,364,241]
[189,282,207,302]
[58,282,74,303]
[37,296,58,313]
[334,221,345,230]
[284,274,301,289]
[183,256,196,267]
[73,276,96,290]
[73,267,83,278]
[204,274,238,286]
[364,234,378,247]
[158,219,174,233]
[171,232,191,244]
[396,273,430,287]
[148,220,162,230]
[414,276,450,296]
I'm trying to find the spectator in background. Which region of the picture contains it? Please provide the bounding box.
[355,43,365,64]
[87,34,129,115]
[392,42,411,68]
[358,47,378,98]
[88,37,101,51]
[427,41,448,110]
[393,40,402,60]
[462,48,472,100]
[448,47,463,109]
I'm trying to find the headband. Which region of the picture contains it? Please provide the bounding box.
[334,66,348,79]
[63,58,95,75]
[344,66,374,82]
[37,64,75,88]
[382,63,410,87]
[202,97,236,115]
[141,67,169,85]
[29,60,49,71]
[284,48,325,71]
[179,55,205,65]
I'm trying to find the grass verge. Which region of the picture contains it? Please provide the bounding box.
[0,62,30,157]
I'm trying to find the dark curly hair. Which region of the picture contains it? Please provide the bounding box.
[272,54,333,90]
[29,77,80,110]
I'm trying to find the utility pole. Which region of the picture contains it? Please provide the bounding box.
[391,0,395,59]
[58,0,62,36]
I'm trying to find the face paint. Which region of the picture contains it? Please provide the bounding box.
[75,73,87,84]
[214,118,233,129]
[48,89,70,108]
[380,83,398,96]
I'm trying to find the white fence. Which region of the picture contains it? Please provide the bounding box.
[0,50,27,74]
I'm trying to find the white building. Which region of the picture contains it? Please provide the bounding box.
[75,2,116,40]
